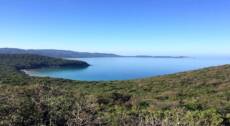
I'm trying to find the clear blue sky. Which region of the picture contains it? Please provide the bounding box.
[0,0,229,56]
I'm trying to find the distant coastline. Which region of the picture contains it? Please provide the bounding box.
[0,48,188,59]
[128,55,188,58]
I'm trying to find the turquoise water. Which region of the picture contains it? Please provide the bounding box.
[25,57,230,81]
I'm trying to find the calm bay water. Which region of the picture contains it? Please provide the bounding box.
[25,57,230,81]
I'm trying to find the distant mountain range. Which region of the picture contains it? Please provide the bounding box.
[0,48,188,58]
[133,55,188,58]
[0,48,120,58]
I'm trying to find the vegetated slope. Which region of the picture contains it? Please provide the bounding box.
[0,54,229,126]
[0,54,89,69]
[0,48,121,58]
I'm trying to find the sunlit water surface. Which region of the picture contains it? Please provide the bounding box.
[25,57,230,81]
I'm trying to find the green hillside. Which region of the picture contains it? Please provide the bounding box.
[0,54,229,126]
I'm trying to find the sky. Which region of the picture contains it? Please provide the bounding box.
[0,0,230,56]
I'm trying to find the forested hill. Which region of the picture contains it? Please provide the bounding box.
[0,54,89,69]
[0,48,120,58]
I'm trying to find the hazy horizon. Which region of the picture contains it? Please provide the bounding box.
[1,47,230,58]
[0,0,230,56]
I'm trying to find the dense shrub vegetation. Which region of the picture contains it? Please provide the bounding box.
[0,54,230,126]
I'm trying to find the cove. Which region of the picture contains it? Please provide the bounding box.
[24,57,230,81]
